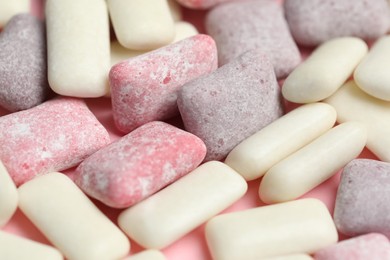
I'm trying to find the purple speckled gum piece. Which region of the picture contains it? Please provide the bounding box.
[314,233,390,260]
[284,0,390,46]
[334,159,390,238]
[0,13,51,112]
[205,0,301,78]
[178,49,283,161]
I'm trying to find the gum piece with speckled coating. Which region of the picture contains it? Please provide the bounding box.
[0,14,50,112]
[74,121,206,208]
[205,0,301,78]
[0,97,110,186]
[334,159,390,238]
[314,233,390,260]
[284,0,390,47]
[178,49,283,161]
[109,34,217,134]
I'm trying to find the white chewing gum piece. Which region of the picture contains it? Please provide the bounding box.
[325,80,390,162]
[173,21,198,42]
[205,198,338,260]
[263,254,313,260]
[0,161,17,227]
[123,250,166,260]
[18,172,130,260]
[0,0,29,27]
[46,0,110,97]
[108,0,175,51]
[225,103,336,181]
[282,37,368,103]
[259,122,367,204]
[354,36,390,101]
[118,161,247,249]
[0,230,63,260]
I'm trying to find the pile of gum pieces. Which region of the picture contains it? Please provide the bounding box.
[1,0,390,259]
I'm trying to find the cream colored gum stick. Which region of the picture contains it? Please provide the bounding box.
[0,161,17,227]
[0,0,30,27]
[46,0,110,97]
[225,103,336,181]
[108,0,175,50]
[0,230,63,260]
[18,172,130,260]
[354,36,390,101]
[259,121,367,204]
[122,250,166,260]
[118,161,247,249]
[325,80,390,162]
[282,37,368,103]
[264,254,313,260]
[205,198,338,260]
[168,0,182,21]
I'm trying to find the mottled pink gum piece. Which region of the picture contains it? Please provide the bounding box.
[0,13,50,112]
[74,121,206,208]
[334,159,390,238]
[314,233,390,260]
[178,49,283,161]
[0,98,110,186]
[205,0,301,78]
[109,34,218,134]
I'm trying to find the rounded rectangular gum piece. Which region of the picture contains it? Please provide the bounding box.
[325,80,390,162]
[0,161,17,227]
[109,34,217,133]
[282,37,368,103]
[314,233,390,260]
[0,0,29,27]
[205,198,338,260]
[178,49,283,161]
[0,13,50,112]
[108,0,174,50]
[284,0,390,46]
[225,103,336,181]
[74,121,207,208]
[259,122,367,204]
[354,36,390,101]
[118,161,247,249]
[333,159,390,238]
[0,97,110,186]
[123,250,166,260]
[0,230,63,260]
[46,0,110,97]
[205,0,301,78]
[18,172,130,260]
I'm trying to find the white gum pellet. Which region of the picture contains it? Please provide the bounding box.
[325,80,390,162]
[0,0,29,27]
[282,37,368,103]
[0,161,17,227]
[18,172,130,260]
[263,254,313,260]
[46,0,110,97]
[225,103,336,181]
[205,198,338,260]
[118,161,247,249]
[354,36,390,101]
[107,0,175,51]
[123,250,166,260]
[0,231,63,260]
[259,122,367,204]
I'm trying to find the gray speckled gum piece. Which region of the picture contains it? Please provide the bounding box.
[334,159,390,238]
[0,13,50,112]
[205,0,301,79]
[177,49,284,161]
[284,0,390,47]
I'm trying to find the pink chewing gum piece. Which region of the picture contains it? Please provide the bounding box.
[0,97,110,186]
[109,34,218,134]
[314,233,390,260]
[74,121,207,208]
